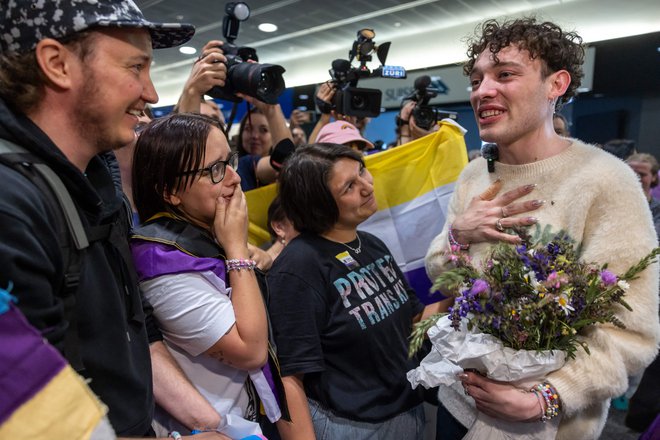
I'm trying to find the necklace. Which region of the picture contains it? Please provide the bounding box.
[341,234,362,254]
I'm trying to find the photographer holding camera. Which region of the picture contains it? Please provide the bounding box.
[308,82,364,142]
[396,100,440,146]
[176,40,228,114]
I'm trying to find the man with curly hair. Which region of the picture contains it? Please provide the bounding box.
[425,17,659,440]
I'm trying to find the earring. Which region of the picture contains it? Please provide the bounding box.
[280,238,286,245]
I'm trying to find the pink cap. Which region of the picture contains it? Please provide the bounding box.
[316,121,374,150]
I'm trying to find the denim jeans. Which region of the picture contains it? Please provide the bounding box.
[308,398,425,440]
[435,402,468,440]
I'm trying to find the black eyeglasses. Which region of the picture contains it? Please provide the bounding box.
[178,152,239,184]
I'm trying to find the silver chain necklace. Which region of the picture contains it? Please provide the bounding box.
[342,234,362,254]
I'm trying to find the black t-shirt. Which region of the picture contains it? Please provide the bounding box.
[267,231,424,422]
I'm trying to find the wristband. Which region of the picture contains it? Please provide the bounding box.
[226,258,257,271]
[169,432,182,440]
[531,383,561,421]
[448,224,470,251]
[395,114,409,127]
[531,390,548,422]
[315,95,333,114]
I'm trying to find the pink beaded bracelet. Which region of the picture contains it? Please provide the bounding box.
[531,389,548,422]
[226,258,257,271]
[448,224,470,251]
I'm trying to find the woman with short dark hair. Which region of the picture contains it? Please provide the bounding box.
[269,143,428,439]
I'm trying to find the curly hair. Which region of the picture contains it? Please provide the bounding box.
[0,31,96,114]
[464,17,585,108]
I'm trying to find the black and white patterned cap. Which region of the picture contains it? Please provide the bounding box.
[1,0,195,54]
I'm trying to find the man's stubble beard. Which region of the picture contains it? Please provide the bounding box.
[72,66,127,154]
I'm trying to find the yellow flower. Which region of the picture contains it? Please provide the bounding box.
[555,293,575,316]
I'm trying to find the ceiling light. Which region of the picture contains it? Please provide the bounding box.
[179,46,197,55]
[258,23,278,33]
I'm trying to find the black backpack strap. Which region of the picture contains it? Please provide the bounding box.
[0,138,88,371]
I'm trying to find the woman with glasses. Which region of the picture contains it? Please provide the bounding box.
[129,113,270,436]
[269,143,433,439]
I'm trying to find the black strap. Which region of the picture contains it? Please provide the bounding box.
[0,139,88,371]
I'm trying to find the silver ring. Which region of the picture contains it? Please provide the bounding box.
[501,206,508,218]
[496,218,505,232]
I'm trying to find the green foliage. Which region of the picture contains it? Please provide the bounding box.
[410,235,660,360]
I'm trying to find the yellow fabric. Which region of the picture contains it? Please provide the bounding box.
[246,120,468,246]
[0,365,107,439]
[246,176,279,246]
[365,120,467,210]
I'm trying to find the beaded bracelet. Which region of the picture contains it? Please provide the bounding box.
[532,382,561,421]
[226,258,257,272]
[531,389,548,422]
[448,223,470,251]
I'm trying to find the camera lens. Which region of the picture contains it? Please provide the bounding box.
[208,60,285,104]
[351,94,367,110]
[258,71,276,95]
[413,106,436,131]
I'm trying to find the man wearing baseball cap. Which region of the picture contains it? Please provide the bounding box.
[0,2,226,438]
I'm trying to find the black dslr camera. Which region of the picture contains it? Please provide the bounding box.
[328,29,406,118]
[403,75,457,130]
[406,76,439,130]
[207,2,285,105]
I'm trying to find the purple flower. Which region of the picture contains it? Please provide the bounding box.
[600,270,618,286]
[470,279,490,296]
[547,242,561,255]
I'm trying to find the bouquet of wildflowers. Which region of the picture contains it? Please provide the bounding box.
[409,234,660,360]
[407,234,659,440]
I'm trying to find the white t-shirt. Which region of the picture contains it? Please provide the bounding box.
[141,270,251,430]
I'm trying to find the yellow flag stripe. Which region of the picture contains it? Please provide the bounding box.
[0,365,106,439]
[246,120,468,246]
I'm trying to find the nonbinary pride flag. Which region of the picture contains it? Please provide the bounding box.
[246,120,468,303]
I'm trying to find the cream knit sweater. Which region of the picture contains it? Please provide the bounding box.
[425,140,660,440]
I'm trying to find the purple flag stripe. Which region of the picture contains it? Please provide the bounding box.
[403,266,449,305]
[131,240,226,282]
[0,305,66,424]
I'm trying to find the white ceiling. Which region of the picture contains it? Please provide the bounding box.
[135,0,660,106]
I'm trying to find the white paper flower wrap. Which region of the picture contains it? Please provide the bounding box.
[407,315,566,440]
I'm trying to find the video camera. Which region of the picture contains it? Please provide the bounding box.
[207,2,286,105]
[327,29,406,118]
[403,75,457,130]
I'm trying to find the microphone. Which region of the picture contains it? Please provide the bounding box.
[330,59,351,75]
[402,75,432,101]
[481,143,499,173]
[414,75,431,90]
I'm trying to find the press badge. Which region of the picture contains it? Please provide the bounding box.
[336,251,360,270]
